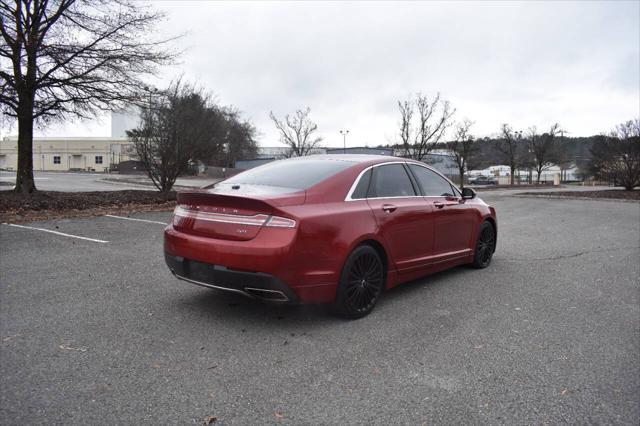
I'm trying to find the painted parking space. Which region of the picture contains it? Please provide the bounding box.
[0,211,173,249]
[1,223,109,243]
[104,214,169,226]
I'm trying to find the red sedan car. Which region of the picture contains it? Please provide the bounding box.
[164,155,497,318]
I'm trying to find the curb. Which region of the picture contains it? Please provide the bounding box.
[97,178,200,190]
[512,194,640,203]
[97,178,155,188]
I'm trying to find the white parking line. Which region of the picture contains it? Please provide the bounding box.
[2,223,109,243]
[104,214,168,225]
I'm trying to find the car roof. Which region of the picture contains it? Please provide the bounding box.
[288,154,407,165]
[281,154,448,175]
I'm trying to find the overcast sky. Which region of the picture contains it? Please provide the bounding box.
[17,0,640,148]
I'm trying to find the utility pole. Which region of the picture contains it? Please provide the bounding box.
[340,129,349,154]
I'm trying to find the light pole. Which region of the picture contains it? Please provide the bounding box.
[557,128,570,182]
[340,129,349,154]
[514,130,523,186]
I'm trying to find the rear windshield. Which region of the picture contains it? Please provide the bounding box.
[223,159,354,190]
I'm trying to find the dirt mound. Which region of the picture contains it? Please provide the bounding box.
[0,190,177,223]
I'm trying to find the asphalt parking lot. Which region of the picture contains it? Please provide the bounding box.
[1,194,638,424]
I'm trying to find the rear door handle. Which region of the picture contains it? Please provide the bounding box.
[433,201,444,209]
[382,204,397,213]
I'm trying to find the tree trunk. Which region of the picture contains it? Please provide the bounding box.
[14,98,36,194]
[161,189,172,201]
[536,170,542,185]
[459,168,465,190]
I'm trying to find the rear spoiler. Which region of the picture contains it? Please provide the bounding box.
[177,190,276,213]
[176,189,306,210]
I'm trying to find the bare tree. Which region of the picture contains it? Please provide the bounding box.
[528,123,560,184]
[398,92,455,161]
[192,106,258,168]
[269,107,323,157]
[221,109,258,168]
[398,99,413,151]
[447,119,476,189]
[128,81,217,197]
[496,124,525,186]
[589,119,640,191]
[0,0,177,193]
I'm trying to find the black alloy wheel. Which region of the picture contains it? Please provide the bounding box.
[472,221,496,268]
[335,245,385,319]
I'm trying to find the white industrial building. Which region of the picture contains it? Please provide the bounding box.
[0,111,138,172]
[0,136,135,172]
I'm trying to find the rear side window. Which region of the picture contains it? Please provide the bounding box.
[225,159,354,190]
[350,169,372,199]
[409,164,455,197]
[369,164,416,198]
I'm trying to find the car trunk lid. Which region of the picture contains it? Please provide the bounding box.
[173,186,304,241]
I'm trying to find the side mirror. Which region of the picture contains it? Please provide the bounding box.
[462,187,476,199]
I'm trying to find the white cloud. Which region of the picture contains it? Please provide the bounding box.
[25,0,640,147]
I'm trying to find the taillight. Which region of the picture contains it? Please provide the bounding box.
[172,205,295,228]
[264,216,296,228]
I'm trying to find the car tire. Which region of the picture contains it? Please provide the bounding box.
[471,221,496,269]
[334,245,385,319]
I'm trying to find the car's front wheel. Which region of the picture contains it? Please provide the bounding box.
[334,245,385,319]
[472,221,496,268]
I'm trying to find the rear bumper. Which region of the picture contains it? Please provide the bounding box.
[164,224,339,304]
[165,254,299,303]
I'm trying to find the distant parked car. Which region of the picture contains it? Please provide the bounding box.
[164,155,497,318]
[469,175,498,185]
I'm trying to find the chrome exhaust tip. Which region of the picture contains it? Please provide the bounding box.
[244,287,289,302]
